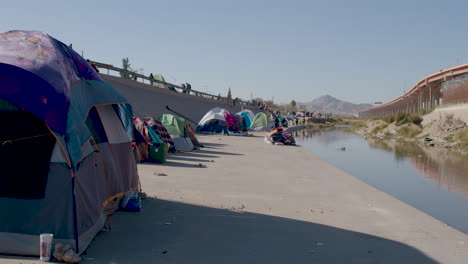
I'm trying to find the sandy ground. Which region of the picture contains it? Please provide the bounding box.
[2,134,468,264]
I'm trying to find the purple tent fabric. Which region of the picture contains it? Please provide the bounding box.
[0,30,102,134]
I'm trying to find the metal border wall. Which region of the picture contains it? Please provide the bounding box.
[360,63,468,117]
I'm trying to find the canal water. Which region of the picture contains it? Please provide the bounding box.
[295,128,468,234]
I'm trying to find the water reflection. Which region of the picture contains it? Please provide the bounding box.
[369,139,468,196]
[297,129,468,196]
[296,128,468,234]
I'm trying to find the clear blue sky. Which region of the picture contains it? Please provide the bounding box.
[1,0,467,104]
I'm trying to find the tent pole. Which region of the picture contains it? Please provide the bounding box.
[64,135,80,254]
[71,176,80,253]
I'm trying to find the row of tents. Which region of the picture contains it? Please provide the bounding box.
[197,107,273,134]
[133,114,202,162]
[0,30,274,257]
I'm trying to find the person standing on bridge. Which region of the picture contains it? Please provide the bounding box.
[149,73,154,86]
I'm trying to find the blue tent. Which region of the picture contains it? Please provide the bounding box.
[0,30,139,256]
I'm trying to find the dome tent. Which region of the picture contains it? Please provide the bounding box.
[250,112,271,131]
[0,30,139,256]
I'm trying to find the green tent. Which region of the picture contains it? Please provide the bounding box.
[158,114,187,136]
[152,74,166,88]
[250,112,270,131]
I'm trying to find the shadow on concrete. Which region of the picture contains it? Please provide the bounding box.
[143,160,208,168]
[168,155,213,163]
[174,152,220,159]
[198,149,244,156]
[79,198,437,264]
[199,142,228,148]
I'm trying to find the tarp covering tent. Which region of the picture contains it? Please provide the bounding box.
[197,107,229,134]
[133,117,163,161]
[250,112,271,131]
[158,114,195,151]
[186,123,203,147]
[152,74,166,89]
[143,117,176,153]
[230,114,247,133]
[197,107,245,134]
[237,110,254,129]
[0,30,139,256]
[238,109,255,121]
[158,114,187,137]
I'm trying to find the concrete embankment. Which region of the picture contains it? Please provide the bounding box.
[82,134,466,264]
[2,134,467,263]
[102,75,258,124]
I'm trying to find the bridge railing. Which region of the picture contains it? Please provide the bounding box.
[90,60,253,106]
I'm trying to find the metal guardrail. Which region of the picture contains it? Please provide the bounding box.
[90,60,252,106]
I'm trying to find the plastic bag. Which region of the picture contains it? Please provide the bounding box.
[121,192,141,212]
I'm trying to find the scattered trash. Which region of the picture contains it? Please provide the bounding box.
[154,172,168,176]
[367,250,372,253]
[320,210,324,214]
[53,243,81,263]
[310,209,315,212]
[429,143,435,147]
[417,155,423,158]
[162,250,168,254]
[316,242,325,246]
[196,163,206,168]
[40,233,53,262]
[458,241,465,245]
[339,147,346,151]
[121,192,142,212]
[308,250,315,253]
[424,137,433,142]
[164,222,172,225]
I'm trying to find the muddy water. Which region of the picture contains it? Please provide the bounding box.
[295,129,468,234]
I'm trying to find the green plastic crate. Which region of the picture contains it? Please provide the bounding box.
[148,143,169,163]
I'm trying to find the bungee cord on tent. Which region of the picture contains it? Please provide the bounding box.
[0,133,53,146]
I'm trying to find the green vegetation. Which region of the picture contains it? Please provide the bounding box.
[349,120,367,130]
[371,124,388,134]
[397,125,422,138]
[395,112,423,126]
[377,112,423,126]
[383,131,393,140]
[455,128,468,152]
[383,115,395,124]
[444,134,455,143]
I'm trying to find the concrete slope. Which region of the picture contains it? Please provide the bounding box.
[102,75,258,125]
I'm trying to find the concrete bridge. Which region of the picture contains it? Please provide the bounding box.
[360,63,468,117]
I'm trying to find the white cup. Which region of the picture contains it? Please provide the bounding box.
[39,234,53,262]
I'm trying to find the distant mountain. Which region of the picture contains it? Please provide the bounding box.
[297,95,373,116]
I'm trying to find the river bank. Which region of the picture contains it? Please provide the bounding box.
[341,104,468,156]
